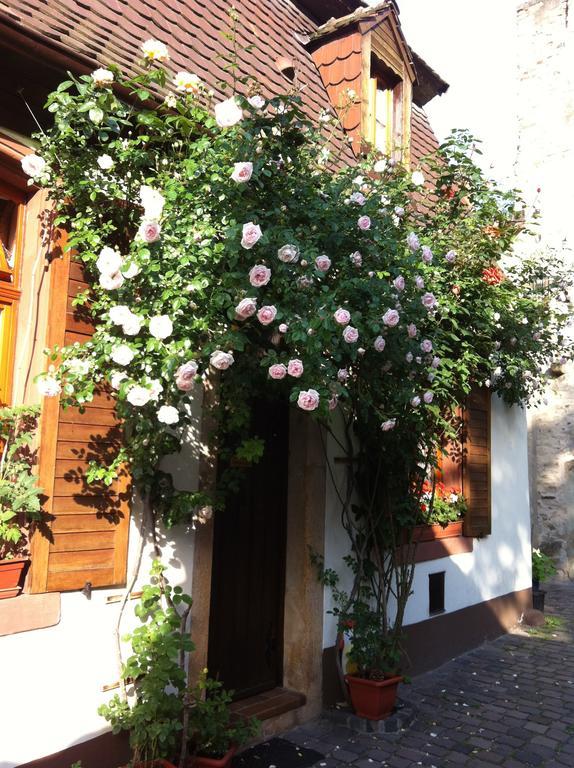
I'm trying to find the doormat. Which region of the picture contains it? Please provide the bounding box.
[233,738,324,768]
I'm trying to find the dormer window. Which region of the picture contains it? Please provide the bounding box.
[368,58,404,159]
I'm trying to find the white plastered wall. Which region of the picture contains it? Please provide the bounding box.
[322,395,532,648]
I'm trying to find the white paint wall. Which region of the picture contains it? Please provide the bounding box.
[322,396,532,647]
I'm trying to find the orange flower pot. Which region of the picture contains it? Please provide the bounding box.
[345,674,402,720]
[188,746,236,768]
[0,558,29,599]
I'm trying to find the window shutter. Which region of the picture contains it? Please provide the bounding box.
[462,387,491,538]
[30,243,131,593]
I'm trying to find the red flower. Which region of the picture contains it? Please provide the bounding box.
[343,619,355,630]
[482,265,505,285]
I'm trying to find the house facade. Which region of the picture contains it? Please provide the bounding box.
[0,2,532,767]
[514,0,574,575]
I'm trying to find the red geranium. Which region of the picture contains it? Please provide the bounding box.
[482,265,505,285]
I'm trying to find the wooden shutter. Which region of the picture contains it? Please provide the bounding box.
[30,239,131,593]
[462,387,491,538]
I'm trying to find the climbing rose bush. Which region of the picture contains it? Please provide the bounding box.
[30,46,572,508]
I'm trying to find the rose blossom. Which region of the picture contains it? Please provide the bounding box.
[21,154,46,178]
[175,361,198,392]
[257,305,277,325]
[315,255,331,272]
[147,380,163,401]
[373,159,387,173]
[423,391,434,404]
[382,309,400,327]
[248,94,266,109]
[122,312,143,336]
[141,39,169,61]
[97,154,114,170]
[350,191,366,205]
[328,395,338,411]
[96,246,122,275]
[407,232,420,251]
[138,219,161,243]
[431,356,440,368]
[139,186,165,220]
[407,323,417,338]
[357,215,371,230]
[393,275,405,292]
[99,272,124,290]
[231,162,253,183]
[415,275,425,290]
[127,385,152,407]
[277,244,299,263]
[173,71,201,93]
[343,326,359,343]
[297,389,320,411]
[111,344,135,366]
[241,222,262,249]
[37,375,61,397]
[374,336,386,352]
[349,251,362,266]
[210,350,234,370]
[422,246,433,264]
[381,419,396,431]
[122,262,140,279]
[109,305,132,326]
[334,308,351,325]
[110,371,128,390]
[235,297,257,320]
[287,359,304,377]
[421,339,433,353]
[91,68,114,87]
[338,369,349,382]
[149,315,173,340]
[445,250,456,263]
[412,170,425,186]
[157,405,179,425]
[278,323,288,333]
[215,97,243,127]
[269,363,287,380]
[249,264,271,287]
[422,292,438,310]
[394,206,405,217]
[411,396,421,407]
[406,352,413,363]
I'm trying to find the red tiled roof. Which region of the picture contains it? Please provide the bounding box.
[411,103,439,165]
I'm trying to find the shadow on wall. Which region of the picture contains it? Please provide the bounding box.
[4,731,130,768]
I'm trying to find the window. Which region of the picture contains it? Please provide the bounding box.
[0,183,25,405]
[429,571,445,615]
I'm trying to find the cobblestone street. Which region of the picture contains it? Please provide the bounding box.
[282,583,574,768]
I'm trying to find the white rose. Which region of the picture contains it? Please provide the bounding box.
[122,262,141,279]
[231,162,253,183]
[277,244,299,263]
[109,305,132,326]
[99,272,124,290]
[66,358,91,376]
[147,379,163,401]
[173,71,201,93]
[412,170,425,186]
[149,315,173,340]
[96,246,123,276]
[141,39,169,61]
[215,97,243,128]
[374,159,387,173]
[122,312,143,336]
[91,68,114,87]
[139,186,165,220]
[157,405,179,425]
[97,154,114,170]
[241,222,262,249]
[110,371,128,390]
[111,344,135,366]
[37,375,61,397]
[248,94,266,109]
[21,154,46,179]
[127,385,152,407]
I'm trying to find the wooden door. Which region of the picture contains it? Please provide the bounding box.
[207,399,289,700]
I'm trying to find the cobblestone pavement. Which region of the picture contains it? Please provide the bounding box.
[282,582,574,768]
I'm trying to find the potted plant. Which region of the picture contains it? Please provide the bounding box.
[413,481,467,542]
[531,547,556,611]
[187,670,258,768]
[0,406,42,599]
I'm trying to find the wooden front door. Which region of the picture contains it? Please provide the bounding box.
[207,400,289,700]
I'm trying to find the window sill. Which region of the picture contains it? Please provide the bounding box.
[414,524,473,564]
[0,592,61,636]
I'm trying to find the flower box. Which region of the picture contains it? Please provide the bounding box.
[412,521,463,543]
[0,558,29,599]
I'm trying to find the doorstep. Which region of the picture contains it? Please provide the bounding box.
[231,688,306,721]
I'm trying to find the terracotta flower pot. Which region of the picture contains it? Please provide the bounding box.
[0,558,29,599]
[188,746,236,768]
[345,674,402,720]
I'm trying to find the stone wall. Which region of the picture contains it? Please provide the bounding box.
[515,0,574,573]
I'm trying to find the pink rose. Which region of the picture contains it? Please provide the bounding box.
[138,219,161,243]
[445,250,456,263]
[411,396,421,407]
[257,305,277,325]
[373,336,386,352]
[249,264,271,287]
[343,325,359,343]
[431,356,440,368]
[382,309,400,327]
[422,246,433,264]
[423,391,434,404]
[175,360,198,391]
[407,323,418,338]
[297,388,320,411]
[210,350,234,370]
[328,394,339,411]
[422,292,437,310]
[407,232,420,251]
[287,359,304,377]
[350,191,366,205]
[421,339,433,353]
[315,255,331,272]
[278,323,288,333]
[337,369,349,382]
[241,222,262,249]
[269,363,287,380]
[231,162,253,183]
[334,308,351,325]
[381,419,396,431]
[277,244,299,263]
[235,297,257,320]
[415,276,425,290]
[349,251,362,266]
[357,215,371,230]
[393,275,405,292]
